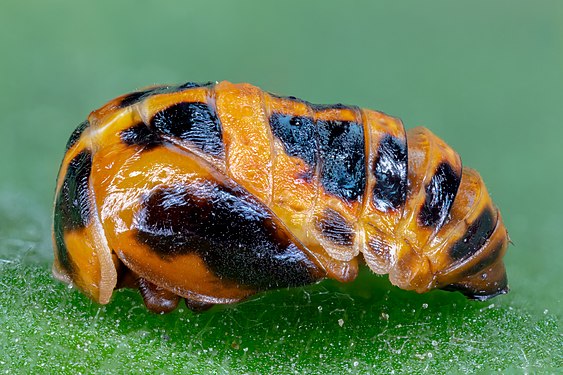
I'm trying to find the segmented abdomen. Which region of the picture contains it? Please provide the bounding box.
[122,81,507,297]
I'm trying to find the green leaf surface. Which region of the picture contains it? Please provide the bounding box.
[1,1,562,374]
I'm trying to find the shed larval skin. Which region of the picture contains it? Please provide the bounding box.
[53,81,509,313]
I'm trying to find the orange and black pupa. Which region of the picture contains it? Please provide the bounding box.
[53,81,509,313]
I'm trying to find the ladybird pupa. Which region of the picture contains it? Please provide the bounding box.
[53,81,509,313]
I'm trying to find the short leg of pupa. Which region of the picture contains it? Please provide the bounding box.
[184,298,214,313]
[138,277,180,314]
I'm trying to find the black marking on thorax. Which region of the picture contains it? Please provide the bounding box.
[150,102,224,157]
[65,120,90,151]
[134,182,319,290]
[418,162,461,228]
[316,208,354,246]
[119,90,151,108]
[449,208,497,263]
[119,81,215,108]
[317,118,366,202]
[54,150,93,273]
[372,135,408,212]
[269,113,317,168]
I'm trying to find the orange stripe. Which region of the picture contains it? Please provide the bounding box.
[214,81,273,203]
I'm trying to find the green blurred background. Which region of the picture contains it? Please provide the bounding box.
[1,1,561,373]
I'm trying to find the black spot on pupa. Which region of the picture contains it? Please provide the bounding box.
[269,113,317,168]
[134,182,319,290]
[418,162,461,228]
[269,93,354,112]
[119,90,153,108]
[449,207,497,262]
[54,225,72,275]
[177,81,214,90]
[317,119,366,202]
[372,135,408,212]
[309,103,352,111]
[65,120,90,151]
[440,276,508,301]
[56,150,93,230]
[268,93,354,113]
[150,102,224,156]
[317,208,354,246]
[459,235,505,277]
[120,123,162,149]
[119,83,207,108]
[53,150,93,273]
